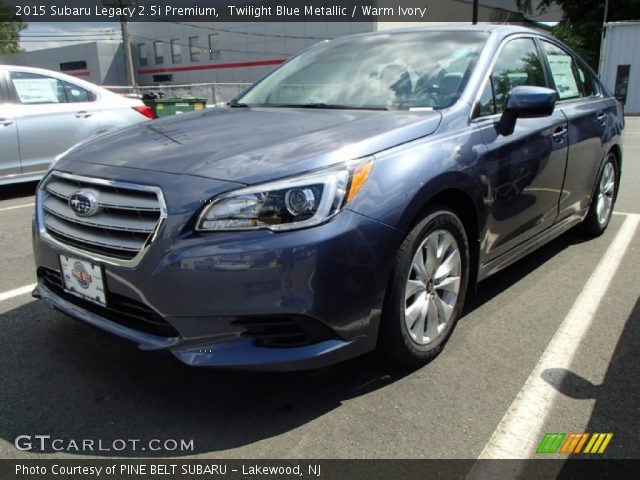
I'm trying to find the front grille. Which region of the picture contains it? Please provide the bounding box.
[40,268,179,338]
[232,316,336,348]
[41,173,164,261]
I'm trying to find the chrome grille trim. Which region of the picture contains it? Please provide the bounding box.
[37,171,167,267]
[46,179,161,211]
[43,195,158,233]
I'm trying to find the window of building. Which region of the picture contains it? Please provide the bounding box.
[475,38,546,117]
[171,39,182,63]
[614,65,630,104]
[9,71,94,104]
[153,74,173,83]
[541,41,581,100]
[59,61,87,72]
[208,33,220,60]
[137,43,148,67]
[189,36,201,62]
[154,41,164,65]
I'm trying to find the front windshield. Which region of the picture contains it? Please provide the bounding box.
[239,31,489,111]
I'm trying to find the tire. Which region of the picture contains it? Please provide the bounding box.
[582,153,619,237]
[380,207,470,367]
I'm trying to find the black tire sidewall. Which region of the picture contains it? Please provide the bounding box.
[584,154,619,236]
[381,208,470,363]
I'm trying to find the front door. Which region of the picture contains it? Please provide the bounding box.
[473,37,568,260]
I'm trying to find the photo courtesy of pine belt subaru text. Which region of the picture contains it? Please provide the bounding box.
[31,26,624,370]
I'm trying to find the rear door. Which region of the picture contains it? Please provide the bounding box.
[538,39,613,220]
[474,36,569,260]
[7,70,102,174]
[0,71,21,178]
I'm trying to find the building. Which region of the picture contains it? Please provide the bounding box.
[1,2,558,88]
[127,1,553,85]
[601,21,640,114]
[129,22,374,85]
[0,42,127,85]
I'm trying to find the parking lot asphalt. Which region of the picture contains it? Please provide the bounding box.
[0,118,638,460]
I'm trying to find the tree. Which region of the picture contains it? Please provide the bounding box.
[0,1,27,55]
[533,0,640,70]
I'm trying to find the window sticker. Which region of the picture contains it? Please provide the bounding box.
[13,78,60,104]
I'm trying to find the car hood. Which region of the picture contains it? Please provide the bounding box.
[62,106,442,185]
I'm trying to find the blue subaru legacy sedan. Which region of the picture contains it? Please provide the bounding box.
[32,26,624,370]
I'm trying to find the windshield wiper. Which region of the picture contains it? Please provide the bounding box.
[265,103,390,111]
[228,99,249,108]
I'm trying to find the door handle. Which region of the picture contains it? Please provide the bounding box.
[75,111,92,118]
[596,111,607,125]
[0,118,13,127]
[552,125,567,143]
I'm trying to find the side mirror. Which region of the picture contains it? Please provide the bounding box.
[497,86,557,136]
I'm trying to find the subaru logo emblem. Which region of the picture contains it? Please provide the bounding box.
[68,190,99,217]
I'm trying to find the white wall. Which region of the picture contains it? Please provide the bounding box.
[0,42,127,85]
[601,22,640,114]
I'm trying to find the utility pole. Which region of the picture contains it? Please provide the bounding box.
[104,0,136,86]
[598,0,610,77]
[120,15,136,86]
[473,0,479,24]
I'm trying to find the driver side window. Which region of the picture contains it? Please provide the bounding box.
[476,38,547,117]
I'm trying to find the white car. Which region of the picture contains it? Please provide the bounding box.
[0,65,154,185]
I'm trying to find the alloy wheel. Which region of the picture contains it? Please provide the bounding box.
[404,229,461,345]
[596,160,616,226]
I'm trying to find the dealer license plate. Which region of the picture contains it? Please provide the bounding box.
[59,255,107,307]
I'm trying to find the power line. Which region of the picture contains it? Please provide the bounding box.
[1,39,119,43]
[20,33,120,38]
[129,33,293,57]
[165,21,332,40]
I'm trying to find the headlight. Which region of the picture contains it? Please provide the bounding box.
[197,158,373,231]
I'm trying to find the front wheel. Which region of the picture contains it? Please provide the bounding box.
[380,208,470,366]
[582,154,619,237]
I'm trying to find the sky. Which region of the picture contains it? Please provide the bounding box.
[20,22,122,51]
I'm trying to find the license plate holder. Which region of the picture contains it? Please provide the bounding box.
[59,255,107,307]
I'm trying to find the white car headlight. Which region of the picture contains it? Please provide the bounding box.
[197,158,373,232]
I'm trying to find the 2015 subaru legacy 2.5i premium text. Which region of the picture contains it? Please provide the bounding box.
[32,26,624,370]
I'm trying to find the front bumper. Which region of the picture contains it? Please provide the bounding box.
[33,280,362,370]
[32,169,401,370]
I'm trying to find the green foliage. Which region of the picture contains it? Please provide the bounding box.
[550,22,598,68]
[0,1,26,54]
[535,0,640,70]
